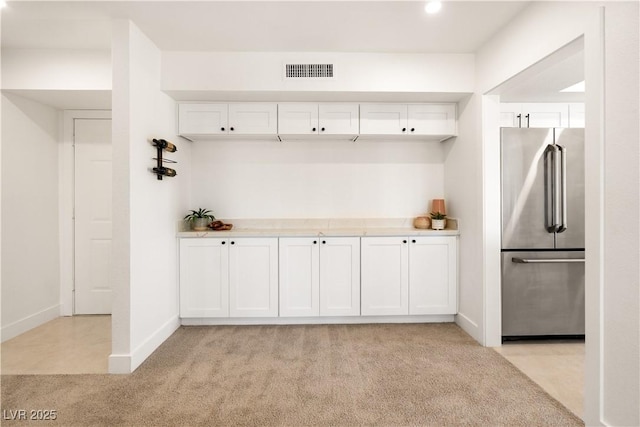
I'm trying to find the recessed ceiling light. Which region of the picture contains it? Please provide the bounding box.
[560,81,585,93]
[425,1,442,14]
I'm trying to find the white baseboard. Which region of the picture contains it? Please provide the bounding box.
[108,315,180,374]
[1,305,60,343]
[181,314,455,326]
[455,312,482,344]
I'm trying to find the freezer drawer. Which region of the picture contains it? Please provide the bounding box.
[501,251,585,337]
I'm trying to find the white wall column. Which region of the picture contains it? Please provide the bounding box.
[109,19,191,373]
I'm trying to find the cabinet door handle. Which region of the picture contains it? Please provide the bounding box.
[312,127,316,132]
[230,127,235,131]
[517,114,522,128]
[525,114,530,128]
[322,240,326,244]
[402,128,407,132]
[230,241,235,245]
[410,128,415,132]
[221,241,226,245]
[321,127,325,132]
[402,239,407,244]
[412,239,416,243]
[220,127,225,131]
[313,240,317,244]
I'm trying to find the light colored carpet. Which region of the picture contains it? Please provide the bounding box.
[1,323,582,426]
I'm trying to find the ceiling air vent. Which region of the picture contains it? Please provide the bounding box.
[285,63,334,78]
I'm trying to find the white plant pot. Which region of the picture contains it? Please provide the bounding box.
[191,217,210,231]
[431,219,446,230]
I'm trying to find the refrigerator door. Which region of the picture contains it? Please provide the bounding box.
[501,128,556,249]
[554,128,585,249]
[501,251,585,337]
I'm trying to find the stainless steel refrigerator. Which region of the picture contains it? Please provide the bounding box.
[501,127,585,339]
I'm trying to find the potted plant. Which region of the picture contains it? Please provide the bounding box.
[184,208,216,231]
[430,211,447,230]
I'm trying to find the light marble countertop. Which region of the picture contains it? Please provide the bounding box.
[177,218,460,238]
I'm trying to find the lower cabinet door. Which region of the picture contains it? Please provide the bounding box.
[319,237,361,316]
[229,238,279,317]
[409,236,458,315]
[279,237,320,317]
[361,237,409,315]
[179,238,229,318]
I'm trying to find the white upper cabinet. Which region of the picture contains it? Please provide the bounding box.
[179,103,228,135]
[359,104,407,135]
[407,104,457,135]
[278,103,359,136]
[360,103,457,138]
[277,103,319,135]
[318,103,360,135]
[500,103,572,128]
[228,103,278,135]
[178,103,277,136]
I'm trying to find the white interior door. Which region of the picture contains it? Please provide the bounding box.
[74,118,112,314]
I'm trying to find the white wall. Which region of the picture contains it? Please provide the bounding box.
[191,139,443,219]
[110,20,191,374]
[443,94,483,342]
[474,1,640,424]
[1,49,111,90]
[162,51,474,96]
[1,93,60,341]
[601,3,639,424]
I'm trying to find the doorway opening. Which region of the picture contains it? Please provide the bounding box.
[488,37,586,419]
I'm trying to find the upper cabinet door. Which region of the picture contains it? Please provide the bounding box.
[359,104,408,135]
[407,104,457,136]
[178,103,228,135]
[500,103,523,128]
[318,103,359,135]
[521,103,569,128]
[228,103,278,135]
[278,103,319,134]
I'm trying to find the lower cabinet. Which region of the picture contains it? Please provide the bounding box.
[361,236,457,316]
[279,237,360,317]
[179,237,278,318]
[180,234,456,321]
[180,238,229,318]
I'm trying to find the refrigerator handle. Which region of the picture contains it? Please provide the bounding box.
[544,144,560,232]
[558,144,568,233]
[512,257,585,264]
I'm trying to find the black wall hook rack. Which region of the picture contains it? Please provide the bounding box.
[151,138,177,180]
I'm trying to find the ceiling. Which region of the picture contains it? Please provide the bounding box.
[1,1,529,53]
[1,1,585,105]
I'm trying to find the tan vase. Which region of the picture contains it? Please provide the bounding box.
[413,216,431,229]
